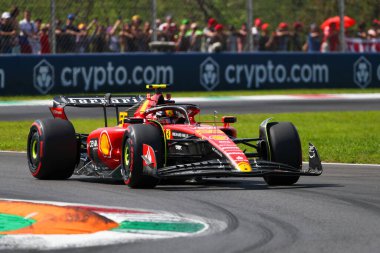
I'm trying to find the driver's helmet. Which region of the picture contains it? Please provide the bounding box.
[165,110,174,117]
[156,110,176,124]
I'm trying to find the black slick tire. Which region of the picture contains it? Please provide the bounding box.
[263,122,302,186]
[27,119,78,179]
[122,124,163,189]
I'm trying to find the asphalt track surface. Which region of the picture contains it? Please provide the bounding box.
[1,152,380,253]
[1,97,380,121]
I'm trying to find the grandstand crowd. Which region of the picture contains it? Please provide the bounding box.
[1,6,380,54]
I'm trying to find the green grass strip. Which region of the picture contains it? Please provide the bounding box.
[1,111,379,164]
[112,220,204,233]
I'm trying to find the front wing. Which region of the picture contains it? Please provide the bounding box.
[148,143,322,179]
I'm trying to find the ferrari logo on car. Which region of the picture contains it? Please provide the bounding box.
[165,129,172,139]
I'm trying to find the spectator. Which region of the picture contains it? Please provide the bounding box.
[258,23,270,51]
[131,15,142,30]
[292,22,304,51]
[34,17,42,53]
[54,19,64,53]
[187,22,203,51]
[227,25,239,52]
[251,18,262,51]
[320,26,329,52]
[367,29,379,52]
[0,12,16,54]
[140,21,151,51]
[119,22,135,52]
[321,22,339,52]
[76,23,86,53]
[367,28,377,39]
[40,23,50,54]
[209,24,227,52]
[132,16,150,51]
[155,18,162,30]
[303,23,321,52]
[9,6,20,53]
[159,15,177,42]
[19,10,37,54]
[34,18,42,32]
[92,24,107,52]
[238,22,248,52]
[181,19,190,31]
[155,18,166,41]
[203,17,217,52]
[357,21,367,39]
[267,22,291,51]
[61,14,80,53]
[76,21,95,53]
[373,19,380,37]
[327,22,339,51]
[176,23,190,51]
[107,18,122,52]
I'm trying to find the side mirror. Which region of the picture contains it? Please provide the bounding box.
[222,116,237,123]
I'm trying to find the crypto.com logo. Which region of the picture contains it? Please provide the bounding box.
[353,56,372,88]
[34,59,55,94]
[200,57,219,91]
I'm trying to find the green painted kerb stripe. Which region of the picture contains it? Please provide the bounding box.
[112,220,205,233]
[0,213,36,232]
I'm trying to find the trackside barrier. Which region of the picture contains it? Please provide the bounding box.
[0,53,379,95]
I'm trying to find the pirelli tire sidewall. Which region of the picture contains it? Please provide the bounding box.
[122,124,163,189]
[27,119,78,179]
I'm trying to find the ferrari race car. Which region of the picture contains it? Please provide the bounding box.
[27,85,322,188]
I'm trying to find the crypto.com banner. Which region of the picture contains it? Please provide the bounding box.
[0,53,379,95]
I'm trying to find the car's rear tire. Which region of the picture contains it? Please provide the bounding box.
[263,122,302,186]
[27,119,78,179]
[122,124,163,189]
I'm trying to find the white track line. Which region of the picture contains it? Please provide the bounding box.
[0,150,26,154]
[323,162,380,167]
[303,162,380,167]
[0,100,52,107]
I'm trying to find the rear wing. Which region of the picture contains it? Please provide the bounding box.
[50,93,146,126]
[53,94,145,108]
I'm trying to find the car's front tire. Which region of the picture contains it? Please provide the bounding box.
[263,122,302,186]
[121,124,163,189]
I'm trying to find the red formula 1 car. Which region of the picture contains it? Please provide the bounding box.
[27,85,322,188]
